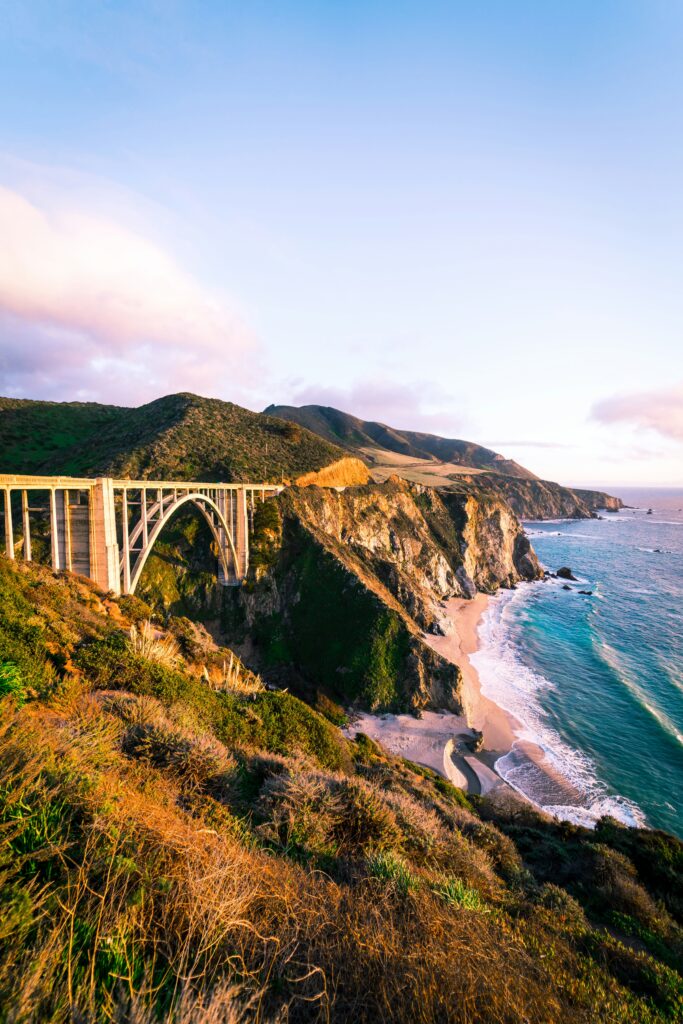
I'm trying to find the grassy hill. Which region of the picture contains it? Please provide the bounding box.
[0,393,349,482]
[264,403,537,478]
[265,403,623,517]
[0,553,681,1022]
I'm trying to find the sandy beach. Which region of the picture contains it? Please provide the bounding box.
[347,590,585,808]
[346,595,513,796]
[426,595,517,753]
[429,593,585,808]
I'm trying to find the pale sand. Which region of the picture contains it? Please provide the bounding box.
[428,595,584,808]
[347,592,583,806]
[344,710,472,789]
[425,595,518,752]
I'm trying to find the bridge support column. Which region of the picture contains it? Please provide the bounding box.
[50,490,61,571]
[69,495,91,577]
[89,479,121,594]
[3,488,13,559]
[215,490,230,585]
[235,486,249,580]
[21,491,31,561]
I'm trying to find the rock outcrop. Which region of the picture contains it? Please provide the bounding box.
[461,475,624,520]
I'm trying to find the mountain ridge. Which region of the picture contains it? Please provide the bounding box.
[263,403,537,479]
[0,393,352,483]
[265,402,623,518]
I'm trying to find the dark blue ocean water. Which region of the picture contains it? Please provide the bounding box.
[471,488,683,837]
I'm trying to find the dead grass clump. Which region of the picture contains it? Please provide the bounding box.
[123,722,237,792]
[124,983,276,1024]
[257,769,342,856]
[257,770,405,860]
[332,778,403,855]
[381,786,443,857]
[98,690,169,729]
[203,651,265,697]
[129,620,181,668]
[591,844,665,933]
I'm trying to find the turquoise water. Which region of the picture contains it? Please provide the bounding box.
[471,488,683,837]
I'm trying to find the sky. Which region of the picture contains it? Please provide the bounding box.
[0,1,682,487]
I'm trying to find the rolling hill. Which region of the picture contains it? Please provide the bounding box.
[0,393,366,484]
[264,404,536,478]
[265,403,622,518]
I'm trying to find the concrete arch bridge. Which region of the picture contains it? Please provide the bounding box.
[0,475,282,595]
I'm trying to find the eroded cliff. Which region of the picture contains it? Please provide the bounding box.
[454,474,623,520]
[223,478,541,712]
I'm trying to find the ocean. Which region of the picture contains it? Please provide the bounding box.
[470,487,683,837]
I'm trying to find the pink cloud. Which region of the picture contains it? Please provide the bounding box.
[592,383,683,442]
[0,184,255,403]
[286,380,468,435]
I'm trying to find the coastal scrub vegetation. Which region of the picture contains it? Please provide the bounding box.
[0,555,681,1022]
[0,393,346,482]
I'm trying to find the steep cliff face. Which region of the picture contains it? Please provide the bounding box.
[572,487,623,513]
[463,475,623,520]
[223,478,541,713]
[441,492,541,592]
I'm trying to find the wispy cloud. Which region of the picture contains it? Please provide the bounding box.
[483,440,573,450]
[284,379,468,435]
[592,383,683,442]
[0,183,254,404]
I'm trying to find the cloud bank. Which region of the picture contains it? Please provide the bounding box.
[0,184,254,404]
[592,383,683,442]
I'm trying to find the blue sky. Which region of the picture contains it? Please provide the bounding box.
[0,1,682,486]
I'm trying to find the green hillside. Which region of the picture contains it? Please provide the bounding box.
[0,553,681,1022]
[264,403,537,479]
[0,393,346,482]
[265,403,623,517]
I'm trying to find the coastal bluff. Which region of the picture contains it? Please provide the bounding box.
[223,477,541,713]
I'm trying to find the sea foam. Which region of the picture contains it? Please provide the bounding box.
[471,586,647,828]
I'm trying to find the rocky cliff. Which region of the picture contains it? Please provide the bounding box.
[455,475,623,520]
[223,478,541,713]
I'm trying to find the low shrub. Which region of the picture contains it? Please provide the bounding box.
[537,883,588,930]
[0,662,26,705]
[367,850,420,896]
[314,692,348,727]
[333,779,403,854]
[432,876,486,912]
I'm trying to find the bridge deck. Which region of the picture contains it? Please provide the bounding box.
[0,474,281,491]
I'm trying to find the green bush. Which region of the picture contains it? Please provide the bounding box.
[74,632,350,771]
[367,850,420,896]
[432,876,485,912]
[0,662,26,705]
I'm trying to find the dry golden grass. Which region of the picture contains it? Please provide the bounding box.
[129,620,181,668]
[295,456,370,488]
[1,691,679,1023]
[202,651,265,696]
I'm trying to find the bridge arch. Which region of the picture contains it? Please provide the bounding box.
[128,491,240,595]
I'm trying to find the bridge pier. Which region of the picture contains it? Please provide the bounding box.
[90,478,122,594]
[3,488,13,559]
